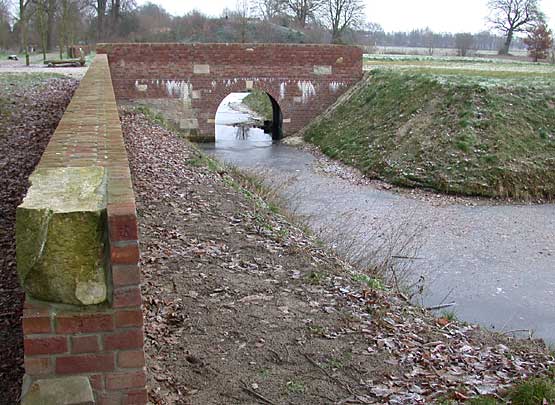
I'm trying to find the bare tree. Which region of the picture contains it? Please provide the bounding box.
[33,0,48,59]
[321,0,365,44]
[487,0,544,55]
[19,0,34,65]
[90,0,106,40]
[254,0,283,20]
[423,27,435,55]
[135,2,171,36]
[235,0,250,43]
[282,0,322,28]
[0,0,12,50]
[455,32,474,56]
[58,0,70,57]
[45,0,55,49]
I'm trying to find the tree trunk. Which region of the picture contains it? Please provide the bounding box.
[500,30,514,55]
[20,0,30,66]
[46,0,55,51]
[113,0,120,22]
[38,4,47,61]
[97,0,106,41]
[331,29,341,44]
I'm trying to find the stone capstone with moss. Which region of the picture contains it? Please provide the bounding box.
[16,167,108,306]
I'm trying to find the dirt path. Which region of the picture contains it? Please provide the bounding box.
[0,75,78,402]
[121,110,554,405]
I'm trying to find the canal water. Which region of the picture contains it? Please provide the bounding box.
[202,94,555,343]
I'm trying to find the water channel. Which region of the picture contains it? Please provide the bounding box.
[201,94,555,343]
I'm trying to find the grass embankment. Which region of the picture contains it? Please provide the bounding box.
[242,89,273,120]
[304,68,555,200]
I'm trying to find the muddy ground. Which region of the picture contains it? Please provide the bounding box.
[121,110,555,405]
[0,74,78,402]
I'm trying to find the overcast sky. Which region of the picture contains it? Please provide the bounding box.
[139,0,555,34]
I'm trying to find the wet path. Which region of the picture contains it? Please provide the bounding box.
[204,99,555,343]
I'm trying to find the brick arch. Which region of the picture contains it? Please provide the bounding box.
[210,80,284,139]
[98,43,363,142]
[209,79,282,113]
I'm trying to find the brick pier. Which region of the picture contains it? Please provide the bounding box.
[20,54,146,404]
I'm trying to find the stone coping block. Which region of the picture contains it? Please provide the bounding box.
[21,376,94,405]
[17,167,108,306]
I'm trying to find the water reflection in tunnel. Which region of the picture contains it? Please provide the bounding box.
[214,91,282,150]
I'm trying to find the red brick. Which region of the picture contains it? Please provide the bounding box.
[96,392,122,405]
[106,370,146,390]
[118,350,145,368]
[56,353,115,374]
[56,313,114,334]
[123,389,148,405]
[24,357,52,375]
[89,374,104,390]
[25,336,68,356]
[113,287,142,308]
[112,265,141,287]
[111,243,140,265]
[23,316,51,334]
[104,328,144,350]
[71,335,100,354]
[108,207,138,242]
[115,309,143,328]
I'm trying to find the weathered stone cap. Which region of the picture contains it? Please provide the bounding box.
[17,167,109,306]
[21,376,94,405]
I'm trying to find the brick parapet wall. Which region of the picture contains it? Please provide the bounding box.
[22,54,146,404]
[97,43,363,140]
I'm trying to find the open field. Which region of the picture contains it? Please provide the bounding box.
[367,46,530,58]
[363,54,555,81]
[304,56,555,200]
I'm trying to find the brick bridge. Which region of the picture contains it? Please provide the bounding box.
[97,43,363,141]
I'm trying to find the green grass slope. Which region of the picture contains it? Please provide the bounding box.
[304,69,555,200]
[243,89,273,121]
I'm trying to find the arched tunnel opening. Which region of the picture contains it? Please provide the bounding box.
[267,93,283,140]
[214,90,283,145]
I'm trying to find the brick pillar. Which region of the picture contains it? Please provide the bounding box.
[19,55,147,405]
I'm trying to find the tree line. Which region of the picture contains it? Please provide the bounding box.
[0,0,552,63]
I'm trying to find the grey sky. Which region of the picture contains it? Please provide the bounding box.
[140,0,555,34]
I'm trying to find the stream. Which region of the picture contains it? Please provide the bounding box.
[202,94,555,343]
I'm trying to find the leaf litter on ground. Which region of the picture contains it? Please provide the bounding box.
[121,108,555,405]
